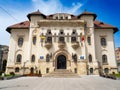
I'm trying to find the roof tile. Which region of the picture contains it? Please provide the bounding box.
[6,21,30,33]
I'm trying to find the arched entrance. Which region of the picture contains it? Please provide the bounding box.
[30,67,34,74]
[57,55,66,69]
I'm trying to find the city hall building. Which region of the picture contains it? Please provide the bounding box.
[6,10,118,76]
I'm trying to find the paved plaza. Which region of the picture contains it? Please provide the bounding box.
[0,76,120,90]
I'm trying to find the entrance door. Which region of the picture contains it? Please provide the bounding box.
[30,67,34,74]
[57,55,66,69]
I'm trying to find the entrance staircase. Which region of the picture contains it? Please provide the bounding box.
[43,69,80,78]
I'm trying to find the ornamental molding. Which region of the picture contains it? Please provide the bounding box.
[38,20,85,27]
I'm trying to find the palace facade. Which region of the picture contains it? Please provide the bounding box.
[6,10,118,76]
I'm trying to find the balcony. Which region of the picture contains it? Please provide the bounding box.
[44,41,52,49]
[71,41,79,49]
[58,41,65,48]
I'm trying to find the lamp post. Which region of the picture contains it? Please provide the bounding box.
[97,61,103,75]
[23,60,29,75]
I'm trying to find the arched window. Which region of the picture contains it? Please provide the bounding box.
[104,68,109,74]
[33,36,36,45]
[89,54,92,62]
[46,37,52,43]
[16,54,22,63]
[101,38,106,46]
[46,68,49,73]
[15,67,19,72]
[71,30,77,42]
[102,55,108,64]
[30,67,34,74]
[87,37,91,45]
[18,37,23,47]
[46,54,50,62]
[31,55,35,62]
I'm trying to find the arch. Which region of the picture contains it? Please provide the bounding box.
[101,37,106,46]
[30,67,34,74]
[90,68,93,74]
[104,68,109,74]
[52,49,71,69]
[89,54,92,63]
[52,49,71,61]
[16,54,22,63]
[31,55,35,62]
[102,54,108,64]
[18,37,24,47]
[46,68,49,73]
[57,55,66,69]
[32,29,37,35]
[33,36,36,45]
[46,54,50,62]
[15,67,19,72]
[87,36,91,45]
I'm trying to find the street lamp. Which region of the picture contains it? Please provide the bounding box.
[23,60,29,75]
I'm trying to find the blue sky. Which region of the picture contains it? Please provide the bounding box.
[0,0,120,47]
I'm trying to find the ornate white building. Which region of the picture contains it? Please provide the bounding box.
[6,10,118,76]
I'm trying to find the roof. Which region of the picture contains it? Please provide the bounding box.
[94,20,118,33]
[27,10,46,20]
[47,13,77,19]
[78,11,97,20]
[48,13,75,17]
[6,21,30,33]
[6,11,118,34]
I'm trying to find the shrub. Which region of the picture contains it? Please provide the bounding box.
[0,70,3,76]
[9,72,15,76]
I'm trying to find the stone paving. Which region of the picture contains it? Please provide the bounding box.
[0,75,120,90]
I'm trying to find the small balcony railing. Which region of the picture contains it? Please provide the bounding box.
[58,41,65,48]
[71,41,79,49]
[44,41,52,49]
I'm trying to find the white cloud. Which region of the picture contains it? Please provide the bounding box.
[0,0,83,45]
[32,0,83,15]
[0,8,31,45]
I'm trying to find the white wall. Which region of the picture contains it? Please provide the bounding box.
[94,29,117,67]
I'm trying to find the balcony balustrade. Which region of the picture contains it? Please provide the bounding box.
[71,41,79,49]
[44,41,52,49]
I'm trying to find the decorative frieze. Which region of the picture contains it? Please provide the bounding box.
[38,20,85,27]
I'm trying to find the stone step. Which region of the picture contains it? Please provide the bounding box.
[44,69,80,78]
